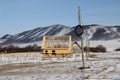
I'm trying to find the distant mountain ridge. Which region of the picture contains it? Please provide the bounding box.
[0,24,120,47]
[1,34,13,39]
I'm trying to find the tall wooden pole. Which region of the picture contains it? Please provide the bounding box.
[86,30,90,59]
[78,6,85,68]
[86,30,90,60]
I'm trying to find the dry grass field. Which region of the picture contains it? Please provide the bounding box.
[0,52,42,58]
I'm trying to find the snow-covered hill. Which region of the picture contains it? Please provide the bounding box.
[0,34,13,44]
[0,24,71,47]
[0,24,120,47]
[89,26,120,40]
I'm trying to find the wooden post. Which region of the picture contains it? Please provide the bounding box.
[86,30,88,60]
[86,30,90,60]
[78,6,85,68]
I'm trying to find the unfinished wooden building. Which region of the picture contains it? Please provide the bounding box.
[42,36,72,58]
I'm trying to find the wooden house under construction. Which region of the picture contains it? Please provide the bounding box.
[42,36,72,58]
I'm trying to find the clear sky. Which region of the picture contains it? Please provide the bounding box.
[0,0,120,37]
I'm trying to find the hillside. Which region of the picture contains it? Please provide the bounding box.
[0,24,120,47]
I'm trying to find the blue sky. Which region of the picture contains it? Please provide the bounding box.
[0,0,120,37]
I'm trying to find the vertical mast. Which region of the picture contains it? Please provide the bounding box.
[78,6,85,68]
[78,6,82,25]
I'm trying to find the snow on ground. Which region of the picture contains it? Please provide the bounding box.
[90,39,120,51]
[76,38,120,52]
[6,41,42,48]
[0,39,120,80]
[0,51,120,80]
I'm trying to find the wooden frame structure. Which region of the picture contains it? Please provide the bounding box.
[42,36,72,58]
